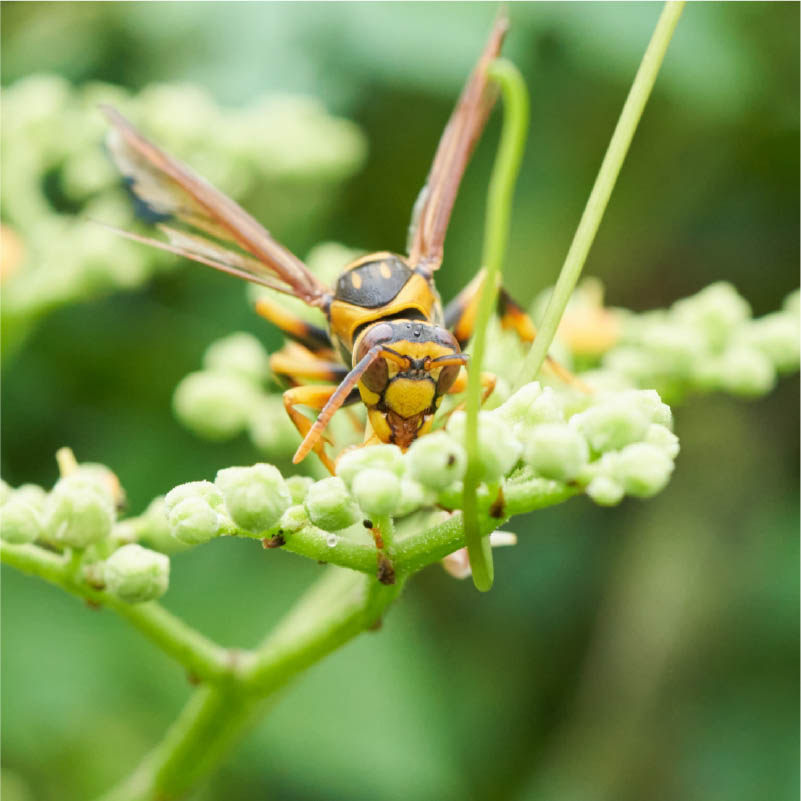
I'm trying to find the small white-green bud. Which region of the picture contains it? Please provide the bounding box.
[394,478,433,518]
[586,475,625,506]
[614,443,674,498]
[203,332,270,385]
[336,445,404,488]
[277,504,309,534]
[405,431,466,490]
[173,371,257,440]
[570,399,650,454]
[0,480,12,506]
[493,383,564,432]
[640,323,705,374]
[215,464,291,533]
[304,477,360,531]
[523,423,589,482]
[0,500,44,544]
[351,468,400,517]
[718,346,776,397]
[621,389,673,429]
[645,424,680,460]
[738,313,800,373]
[165,480,225,512]
[46,476,115,548]
[286,475,314,505]
[672,281,751,350]
[447,411,523,483]
[11,484,48,512]
[168,497,222,545]
[104,544,169,603]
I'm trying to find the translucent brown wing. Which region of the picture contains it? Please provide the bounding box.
[101,105,331,308]
[406,14,508,277]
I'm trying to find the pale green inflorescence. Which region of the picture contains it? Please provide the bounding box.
[164,481,228,545]
[103,543,170,604]
[45,473,117,548]
[1,77,366,353]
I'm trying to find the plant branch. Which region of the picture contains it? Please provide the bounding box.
[517,0,685,387]
[0,541,233,684]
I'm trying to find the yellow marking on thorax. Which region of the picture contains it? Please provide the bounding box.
[384,378,435,418]
[350,272,362,289]
[330,273,441,352]
[380,263,392,279]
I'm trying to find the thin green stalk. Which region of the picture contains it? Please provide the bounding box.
[0,542,233,683]
[463,57,530,591]
[517,1,685,387]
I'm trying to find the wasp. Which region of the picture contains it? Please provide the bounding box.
[101,15,572,473]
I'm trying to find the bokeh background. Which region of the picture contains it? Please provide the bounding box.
[2,3,798,801]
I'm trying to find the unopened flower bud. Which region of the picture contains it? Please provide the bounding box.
[274,504,307,535]
[738,313,800,373]
[640,323,704,374]
[783,288,799,316]
[304,477,360,531]
[215,464,291,533]
[405,431,466,489]
[248,396,300,455]
[394,478,433,517]
[12,484,48,512]
[167,497,222,545]
[0,480,11,506]
[645,424,680,460]
[718,346,776,397]
[621,389,673,428]
[351,468,400,516]
[203,332,270,385]
[447,411,522,483]
[46,475,115,548]
[672,281,751,350]
[586,475,625,506]
[104,544,169,603]
[173,371,257,440]
[524,423,589,482]
[613,443,674,498]
[286,475,314,505]
[493,382,564,432]
[0,500,43,544]
[336,445,404,488]
[570,399,650,454]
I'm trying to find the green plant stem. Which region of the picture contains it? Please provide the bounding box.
[463,57,530,592]
[97,568,401,801]
[0,541,233,683]
[517,0,685,388]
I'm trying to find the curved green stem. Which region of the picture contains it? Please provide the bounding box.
[517,1,685,387]
[0,542,233,683]
[463,58,530,592]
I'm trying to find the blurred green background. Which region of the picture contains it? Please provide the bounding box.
[1,3,798,800]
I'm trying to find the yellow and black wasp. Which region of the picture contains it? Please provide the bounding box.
[101,15,569,474]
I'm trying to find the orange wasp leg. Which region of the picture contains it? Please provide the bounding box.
[444,269,590,392]
[283,384,360,475]
[254,294,333,355]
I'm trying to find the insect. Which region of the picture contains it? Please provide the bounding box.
[102,15,571,473]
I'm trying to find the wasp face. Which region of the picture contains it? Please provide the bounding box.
[352,320,463,449]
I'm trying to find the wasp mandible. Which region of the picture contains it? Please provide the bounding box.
[102,15,569,473]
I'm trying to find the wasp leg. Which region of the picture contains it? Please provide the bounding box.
[254,294,333,354]
[270,342,347,385]
[283,384,360,474]
[444,269,589,391]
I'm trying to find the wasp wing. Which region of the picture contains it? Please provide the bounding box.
[406,14,508,277]
[101,105,331,308]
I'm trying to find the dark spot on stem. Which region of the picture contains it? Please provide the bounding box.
[362,519,374,529]
[376,553,396,585]
[262,534,286,549]
[489,487,506,519]
[447,453,456,466]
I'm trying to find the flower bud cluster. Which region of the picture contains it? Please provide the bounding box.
[1,75,365,335]
[1,456,170,604]
[600,283,799,402]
